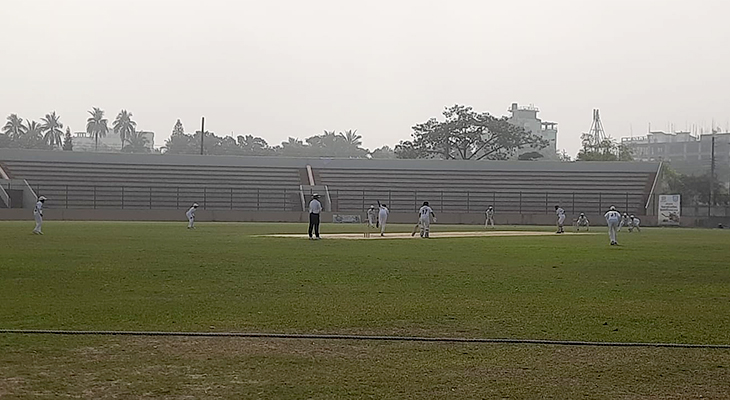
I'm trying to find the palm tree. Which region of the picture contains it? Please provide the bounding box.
[41,111,64,148]
[2,114,27,140]
[121,130,150,153]
[86,108,109,151]
[341,129,362,147]
[23,121,44,148]
[113,110,136,149]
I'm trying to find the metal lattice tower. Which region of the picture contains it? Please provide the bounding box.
[587,109,608,146]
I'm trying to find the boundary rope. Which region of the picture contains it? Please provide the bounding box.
[1,329,729,349]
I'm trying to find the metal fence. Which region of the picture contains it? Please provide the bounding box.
[19,182,730,217]
[30,184,652,214]
[328,189,647,214]
[33,184,302,211]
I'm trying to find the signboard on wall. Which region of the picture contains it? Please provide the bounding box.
[658,194,681,226]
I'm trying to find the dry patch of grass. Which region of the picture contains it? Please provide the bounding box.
[1,335,729,399]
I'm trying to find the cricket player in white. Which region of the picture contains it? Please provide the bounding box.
[628,215,641,232]
[485,206,495,228]
[418,201,436,238]
[555,205,566,234]
[378,202,389,236]
[33,196,47,235]
[366,205,378,228]
[186,203,199,229]
[575,212,590,231]
[619,213,631,231]
[605,206,621,245]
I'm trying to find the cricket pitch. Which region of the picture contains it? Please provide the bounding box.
[265,231,588,240]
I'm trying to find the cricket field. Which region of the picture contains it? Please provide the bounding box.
[1,221,729,399]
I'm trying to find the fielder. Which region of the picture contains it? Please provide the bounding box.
[619,213,631,231]
[485,206,495,228]
[555,205,566,234]
[186,203,199,229]
[378,202,389,236]
[605,205,621,246]
[33,196,47,235]
[575,212,590,231]
[418,201,436,238]
[366,205,378,228]
[628,215,641,232]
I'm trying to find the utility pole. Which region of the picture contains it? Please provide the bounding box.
[200,116,205,156]
[708,135,715,217]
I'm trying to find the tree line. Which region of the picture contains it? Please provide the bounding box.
[4,104,628,162]
[1,108,150,153]
[2,104,545,159]
[163,119,395,158]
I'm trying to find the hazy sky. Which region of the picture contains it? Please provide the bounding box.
[2,0,729,156]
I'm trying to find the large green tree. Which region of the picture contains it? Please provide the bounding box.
[370,145,396,159]
[86,107,109,151]
[113,110,137,149]
[22,121,46,149]
[63,127,73,151]
[237,134,270,155]
[122,130,151,153]
[576,134,633,161]
[275,137,311,157]
[172,119,185,136]
[2,114,27,140]
[163,133,195,154]
[40,111,64,148]
[663,165,729,205]
[341,129,362,147]
[395,105,547,160]
[302,130,367,158]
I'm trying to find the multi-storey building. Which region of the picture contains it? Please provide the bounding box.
[507,103,558,160]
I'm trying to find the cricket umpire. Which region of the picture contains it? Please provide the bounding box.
[308,193,322,240]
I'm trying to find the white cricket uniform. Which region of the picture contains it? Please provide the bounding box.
[619,215,631,231]
[419,205,434,238]
[629,217,641,232]
[367,208,378,228]
[378,206,389,234]
[33,201,43,234]
[186,206,196,228]
[485,208,495,228]
[556,208,566,226]
[576,216,590,228]
[605,210,621,244]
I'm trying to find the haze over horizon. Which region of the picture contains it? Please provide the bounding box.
[2,0,729,157]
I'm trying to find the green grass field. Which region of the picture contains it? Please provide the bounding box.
[1,221,729,398]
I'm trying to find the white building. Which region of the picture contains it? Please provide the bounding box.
[72,131,155,152]
[621,131,730,179]
[507,103,558,160]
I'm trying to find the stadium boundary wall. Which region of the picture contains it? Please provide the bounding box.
[0,209,723,226]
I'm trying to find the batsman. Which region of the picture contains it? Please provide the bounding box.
[418,201,436,238]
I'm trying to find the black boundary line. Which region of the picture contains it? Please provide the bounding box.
[1,330,729,349]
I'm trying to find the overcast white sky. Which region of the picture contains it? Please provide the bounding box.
[2,0,729,156]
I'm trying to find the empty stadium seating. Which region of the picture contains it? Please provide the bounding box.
[0,149,660,216]
[319,169,652,214]
[307,158,659,215]
[0,151,304,211]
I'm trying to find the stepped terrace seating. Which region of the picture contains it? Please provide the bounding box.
[311,159,659,215]
[0,149,660,216]
[0,151,304,211]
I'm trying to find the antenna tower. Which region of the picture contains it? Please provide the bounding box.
[588,109,608,146]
